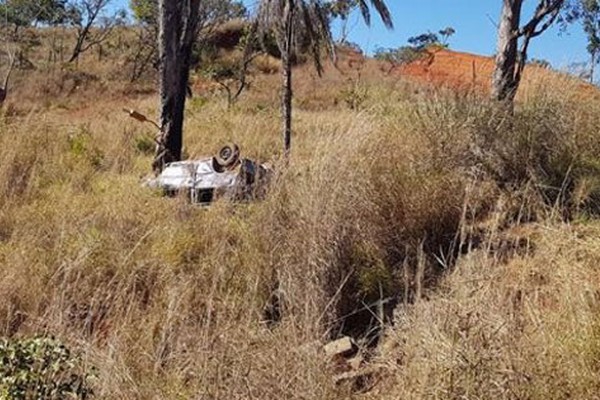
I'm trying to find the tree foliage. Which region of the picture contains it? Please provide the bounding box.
[0,0,70,27]
[130,0,246,28]
[324,0,393,28]
[374,27,455,72]
[127,0,246,80]
[564,0,600,82]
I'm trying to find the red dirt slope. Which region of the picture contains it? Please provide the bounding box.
[393,48,496,91]
[387,48,597,98]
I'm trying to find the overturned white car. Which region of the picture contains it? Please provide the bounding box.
[147,143,271,204]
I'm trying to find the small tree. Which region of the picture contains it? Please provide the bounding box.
[203,24,261,108]
[438,26,456,46]
[407,32,440,49]
[66,0,125,63]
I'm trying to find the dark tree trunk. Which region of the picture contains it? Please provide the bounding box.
[69,31,87,63]
[281,49,293,158]
[491,0,522,103]
[281,0,295,159]
[591,51,596,84]
[153,0,200,174]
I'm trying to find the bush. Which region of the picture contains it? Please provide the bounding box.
[0,337,95,399]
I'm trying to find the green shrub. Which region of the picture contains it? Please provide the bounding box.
[0,337,95,400]
[339,83,368,110]
[134,134,155,155]
[67,127,104,169]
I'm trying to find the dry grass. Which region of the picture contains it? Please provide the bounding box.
[1,29,600,399]
[371,222,600,400]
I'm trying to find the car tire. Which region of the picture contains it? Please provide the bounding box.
[215,143,240,171]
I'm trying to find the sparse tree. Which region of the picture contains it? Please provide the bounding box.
[492,0,565,103]
[257,0,393,158]
[204,23,261,108]
[127,0,160,82]
[66,0,125,63]
[565,0,600,83]
[438,26,456,46]
[407,32,440,49]
[528,57,552,68]
[567,60,593,79]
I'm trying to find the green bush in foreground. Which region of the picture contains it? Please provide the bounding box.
[0,337,94,400]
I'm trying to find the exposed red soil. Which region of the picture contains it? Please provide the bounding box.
[393,48,497,92]
[386,48,598,98]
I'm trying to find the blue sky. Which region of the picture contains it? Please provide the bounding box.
[115,0,593,72]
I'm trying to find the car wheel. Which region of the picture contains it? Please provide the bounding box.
[215,143,240,170]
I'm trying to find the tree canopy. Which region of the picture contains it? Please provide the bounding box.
[0,0,70,26]
[130,0,246,27]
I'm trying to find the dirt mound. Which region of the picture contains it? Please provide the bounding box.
[393,48,495,91]
[389,48,597,97]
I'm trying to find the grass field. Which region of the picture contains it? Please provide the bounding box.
[1,28,600,398]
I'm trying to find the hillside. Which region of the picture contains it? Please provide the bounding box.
[1,28,600,399]
[390,47,599,99]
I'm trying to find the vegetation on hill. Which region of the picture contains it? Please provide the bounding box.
[1,1,600,399]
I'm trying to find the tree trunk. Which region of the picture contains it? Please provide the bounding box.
[281,53,293,158]
[591,51,596,84]
[281,0,294,159]
[69,28,88,63]
[153,0,199,174]
[491,0,522,103]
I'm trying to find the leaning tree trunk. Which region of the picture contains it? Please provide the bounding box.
[281,0,295,159]
[491,0,522,103]
[153,0,199,174]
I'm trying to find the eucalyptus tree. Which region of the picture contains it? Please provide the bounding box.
[151,0,246,173]
[492,0,565,103]
[257,0,393,158]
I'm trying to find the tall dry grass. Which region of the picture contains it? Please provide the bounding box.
[1,45,600,399]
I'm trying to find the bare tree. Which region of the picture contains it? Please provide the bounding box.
[564,0,600,83]
[67,0,123,63]
[128,25,158,82]
[492,0,565,103]
[205,24,261,108]
[153,0,200,174]
[257,0,393,159]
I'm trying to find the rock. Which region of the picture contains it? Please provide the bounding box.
[323,336,357,358]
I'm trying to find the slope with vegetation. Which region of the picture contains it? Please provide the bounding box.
[1,4,600,400]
